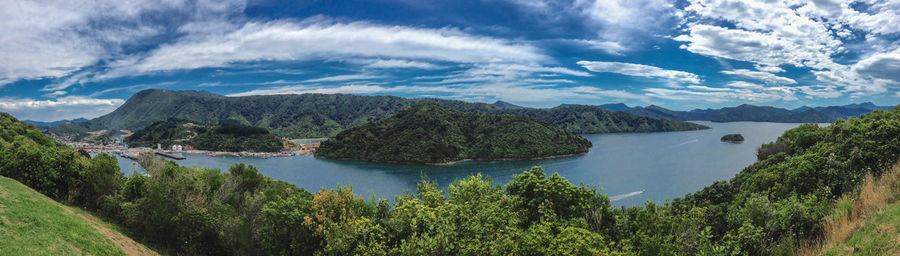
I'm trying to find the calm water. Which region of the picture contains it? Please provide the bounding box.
[114,121,813,206]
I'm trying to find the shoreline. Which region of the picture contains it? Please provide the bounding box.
[316,150,590,166]
[77,146,313,159]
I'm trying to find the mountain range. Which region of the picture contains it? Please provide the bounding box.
[598,102,895,122]
[24,118,88,127]
[48,89,707,139]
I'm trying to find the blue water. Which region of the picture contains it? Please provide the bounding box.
[114,121,813,206]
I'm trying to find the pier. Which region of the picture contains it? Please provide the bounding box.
[155,151,186,160]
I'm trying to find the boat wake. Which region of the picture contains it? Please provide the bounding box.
[670,139,699,148]
[610,190,645,201]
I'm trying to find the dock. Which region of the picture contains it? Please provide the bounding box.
[155,151,186,160]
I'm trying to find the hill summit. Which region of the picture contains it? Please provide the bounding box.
[315,103,593,164]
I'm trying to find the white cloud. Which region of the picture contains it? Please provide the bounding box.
[673,24,838,70]
[678,0,900,96]
[570,39,627,55]
[110,18,549,76]
[754,64,785,73]
[646,79,799,103]
[502,0,680,51]
[577,60,701,84]
[228,83,646,105]
[42,71,92,91]
[687,85,733,91]
[303,74,384,83]
[88,81,178,97]
[726,81,764,89]
[645,86,797,103]
[363,59,442,70]
[0,0,244,85]
[42,91,68,98]
[798,85,842,98]
[572,0,680,41]
[721,69,796,85]
[840,1,900,35]
[417,63,590,86]
[0,96,125,122]
[852,49,900,83]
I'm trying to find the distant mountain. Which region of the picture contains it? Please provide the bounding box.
[628,104,835,122]
[597,103,638,112]
[50,89,708,139]
[24,118,88,127]
[491,101,524,109]
[839,102,894,111]
[705,104,836,123]
[790,106,813,113]
[789,102,895,119]
[594,102,897,123]
[315,103,592,164]
[816,106,872,119]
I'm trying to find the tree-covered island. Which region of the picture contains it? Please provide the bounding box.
[315,103,593,164]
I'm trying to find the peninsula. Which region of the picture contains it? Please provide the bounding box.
[125,120,284,152]
[315,103,593,164]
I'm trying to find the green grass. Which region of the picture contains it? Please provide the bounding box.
[0,175,143,255]
[822,200,900,255]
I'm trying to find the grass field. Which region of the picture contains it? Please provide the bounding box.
[806,162,900,255]
[820,201,900,255]
[0,176,157,255]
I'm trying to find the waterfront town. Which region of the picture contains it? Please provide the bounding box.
[66,135,322,160]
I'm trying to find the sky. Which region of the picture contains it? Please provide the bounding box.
[1,0,900,121]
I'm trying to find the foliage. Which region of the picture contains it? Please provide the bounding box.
[6,105,900,255]
[316,103,594,163]
[125,119,283,152]
[53,89,707,138]
[721,134,745,142]
[757,140,792,161]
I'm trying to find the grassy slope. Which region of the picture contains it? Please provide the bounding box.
[821,201,900,255]
[809,162,900,255]
[0,176,157,256]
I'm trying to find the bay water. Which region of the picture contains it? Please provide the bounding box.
[115,121,813,206]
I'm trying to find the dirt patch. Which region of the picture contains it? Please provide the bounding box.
[62,207,157,256]
[881,224,895,235]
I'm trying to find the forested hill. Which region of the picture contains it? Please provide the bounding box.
[315,103,593,164]
[50,89,707,138]
[124,120,284,152]
[6,107,900,254]
[614,103,894,122]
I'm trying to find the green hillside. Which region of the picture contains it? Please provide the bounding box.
[315,103,593,163]
[13,103,900,255]
[809,162,900,255]
[51,89,707,138]
[821,201,900,255]
[125,120,284,152]
[0,176,156,255]
[628,104,839,122]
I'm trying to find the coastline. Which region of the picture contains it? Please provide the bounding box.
[75,145,313,159]
[316,150,590,166]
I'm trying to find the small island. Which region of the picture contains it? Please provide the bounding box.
[315,103,593,164]
[125,120,284,152]
[721,134,745,143]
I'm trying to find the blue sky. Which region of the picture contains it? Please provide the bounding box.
[1,0,900,121]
